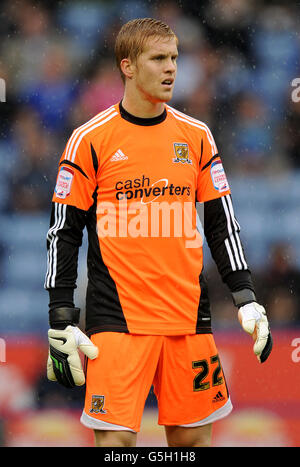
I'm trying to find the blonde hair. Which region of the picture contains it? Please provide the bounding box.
[115,18,178,82]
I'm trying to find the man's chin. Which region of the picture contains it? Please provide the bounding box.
[156,91,174,103]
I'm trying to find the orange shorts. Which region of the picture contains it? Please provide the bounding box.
[80,332,232,433]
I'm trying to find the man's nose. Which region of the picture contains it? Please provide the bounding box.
[165,57,176,73]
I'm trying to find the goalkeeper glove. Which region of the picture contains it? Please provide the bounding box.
[232,290,273,363]
[47,307,98,388]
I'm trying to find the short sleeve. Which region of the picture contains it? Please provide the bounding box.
[52,134,97,211]
[196,128,231,203]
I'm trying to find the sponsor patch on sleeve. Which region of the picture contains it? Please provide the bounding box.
[210,159,229,193]
[55,166,74,199]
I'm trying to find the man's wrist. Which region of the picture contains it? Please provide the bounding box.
[231,289,256,308]
[49,307,80,329]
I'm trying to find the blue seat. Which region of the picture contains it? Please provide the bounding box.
[0,287,49,333]
[0,214,49,248]
[2,246,47,289]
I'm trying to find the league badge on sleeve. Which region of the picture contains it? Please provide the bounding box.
[210,159,229,193]
[55,166,74,199]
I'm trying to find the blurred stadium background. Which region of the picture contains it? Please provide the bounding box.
[0,0,300,447]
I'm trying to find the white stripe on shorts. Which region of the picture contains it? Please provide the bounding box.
[80,411,137,433]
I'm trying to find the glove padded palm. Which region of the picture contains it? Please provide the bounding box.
[238,302,273,363]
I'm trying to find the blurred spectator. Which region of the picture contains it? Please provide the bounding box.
[266,290,299,328]
[283,99,300,169]
[229,92,273,173]
[256,242,300,326]
[7,106,57,213]
[55,0,112,57]
[1,1,54,94]
[250,4,300,123]
[22,44,79,132]
[1,0,79,97]
[180,43,224,127]
[74,59,123,122]
[157,1,207,106]
[183,81,216,129]
[215,48,252,102]
[202,0,257,59]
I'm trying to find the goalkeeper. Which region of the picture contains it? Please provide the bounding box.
[45,18,272,448]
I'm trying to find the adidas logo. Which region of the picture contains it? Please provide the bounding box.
[110,149,128,161]
[212,391,225,403]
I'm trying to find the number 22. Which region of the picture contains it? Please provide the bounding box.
[192,354,224,391]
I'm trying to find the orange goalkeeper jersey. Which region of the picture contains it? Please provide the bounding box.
[46,102,234,336]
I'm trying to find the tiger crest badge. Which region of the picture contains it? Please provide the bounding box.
[90,395,107,414]
[173,143,192,164]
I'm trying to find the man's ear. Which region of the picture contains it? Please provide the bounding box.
[120,58,135,80]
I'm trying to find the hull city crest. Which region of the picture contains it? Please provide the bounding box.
[172,143,192,164]
[90,395,107,414]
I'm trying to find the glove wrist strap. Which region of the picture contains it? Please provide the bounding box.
[49,307,80,329]
[232,289,256,308]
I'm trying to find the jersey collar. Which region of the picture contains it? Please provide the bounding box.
[119,101,167,126]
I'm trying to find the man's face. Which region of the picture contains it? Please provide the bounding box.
[132,35,178,103]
